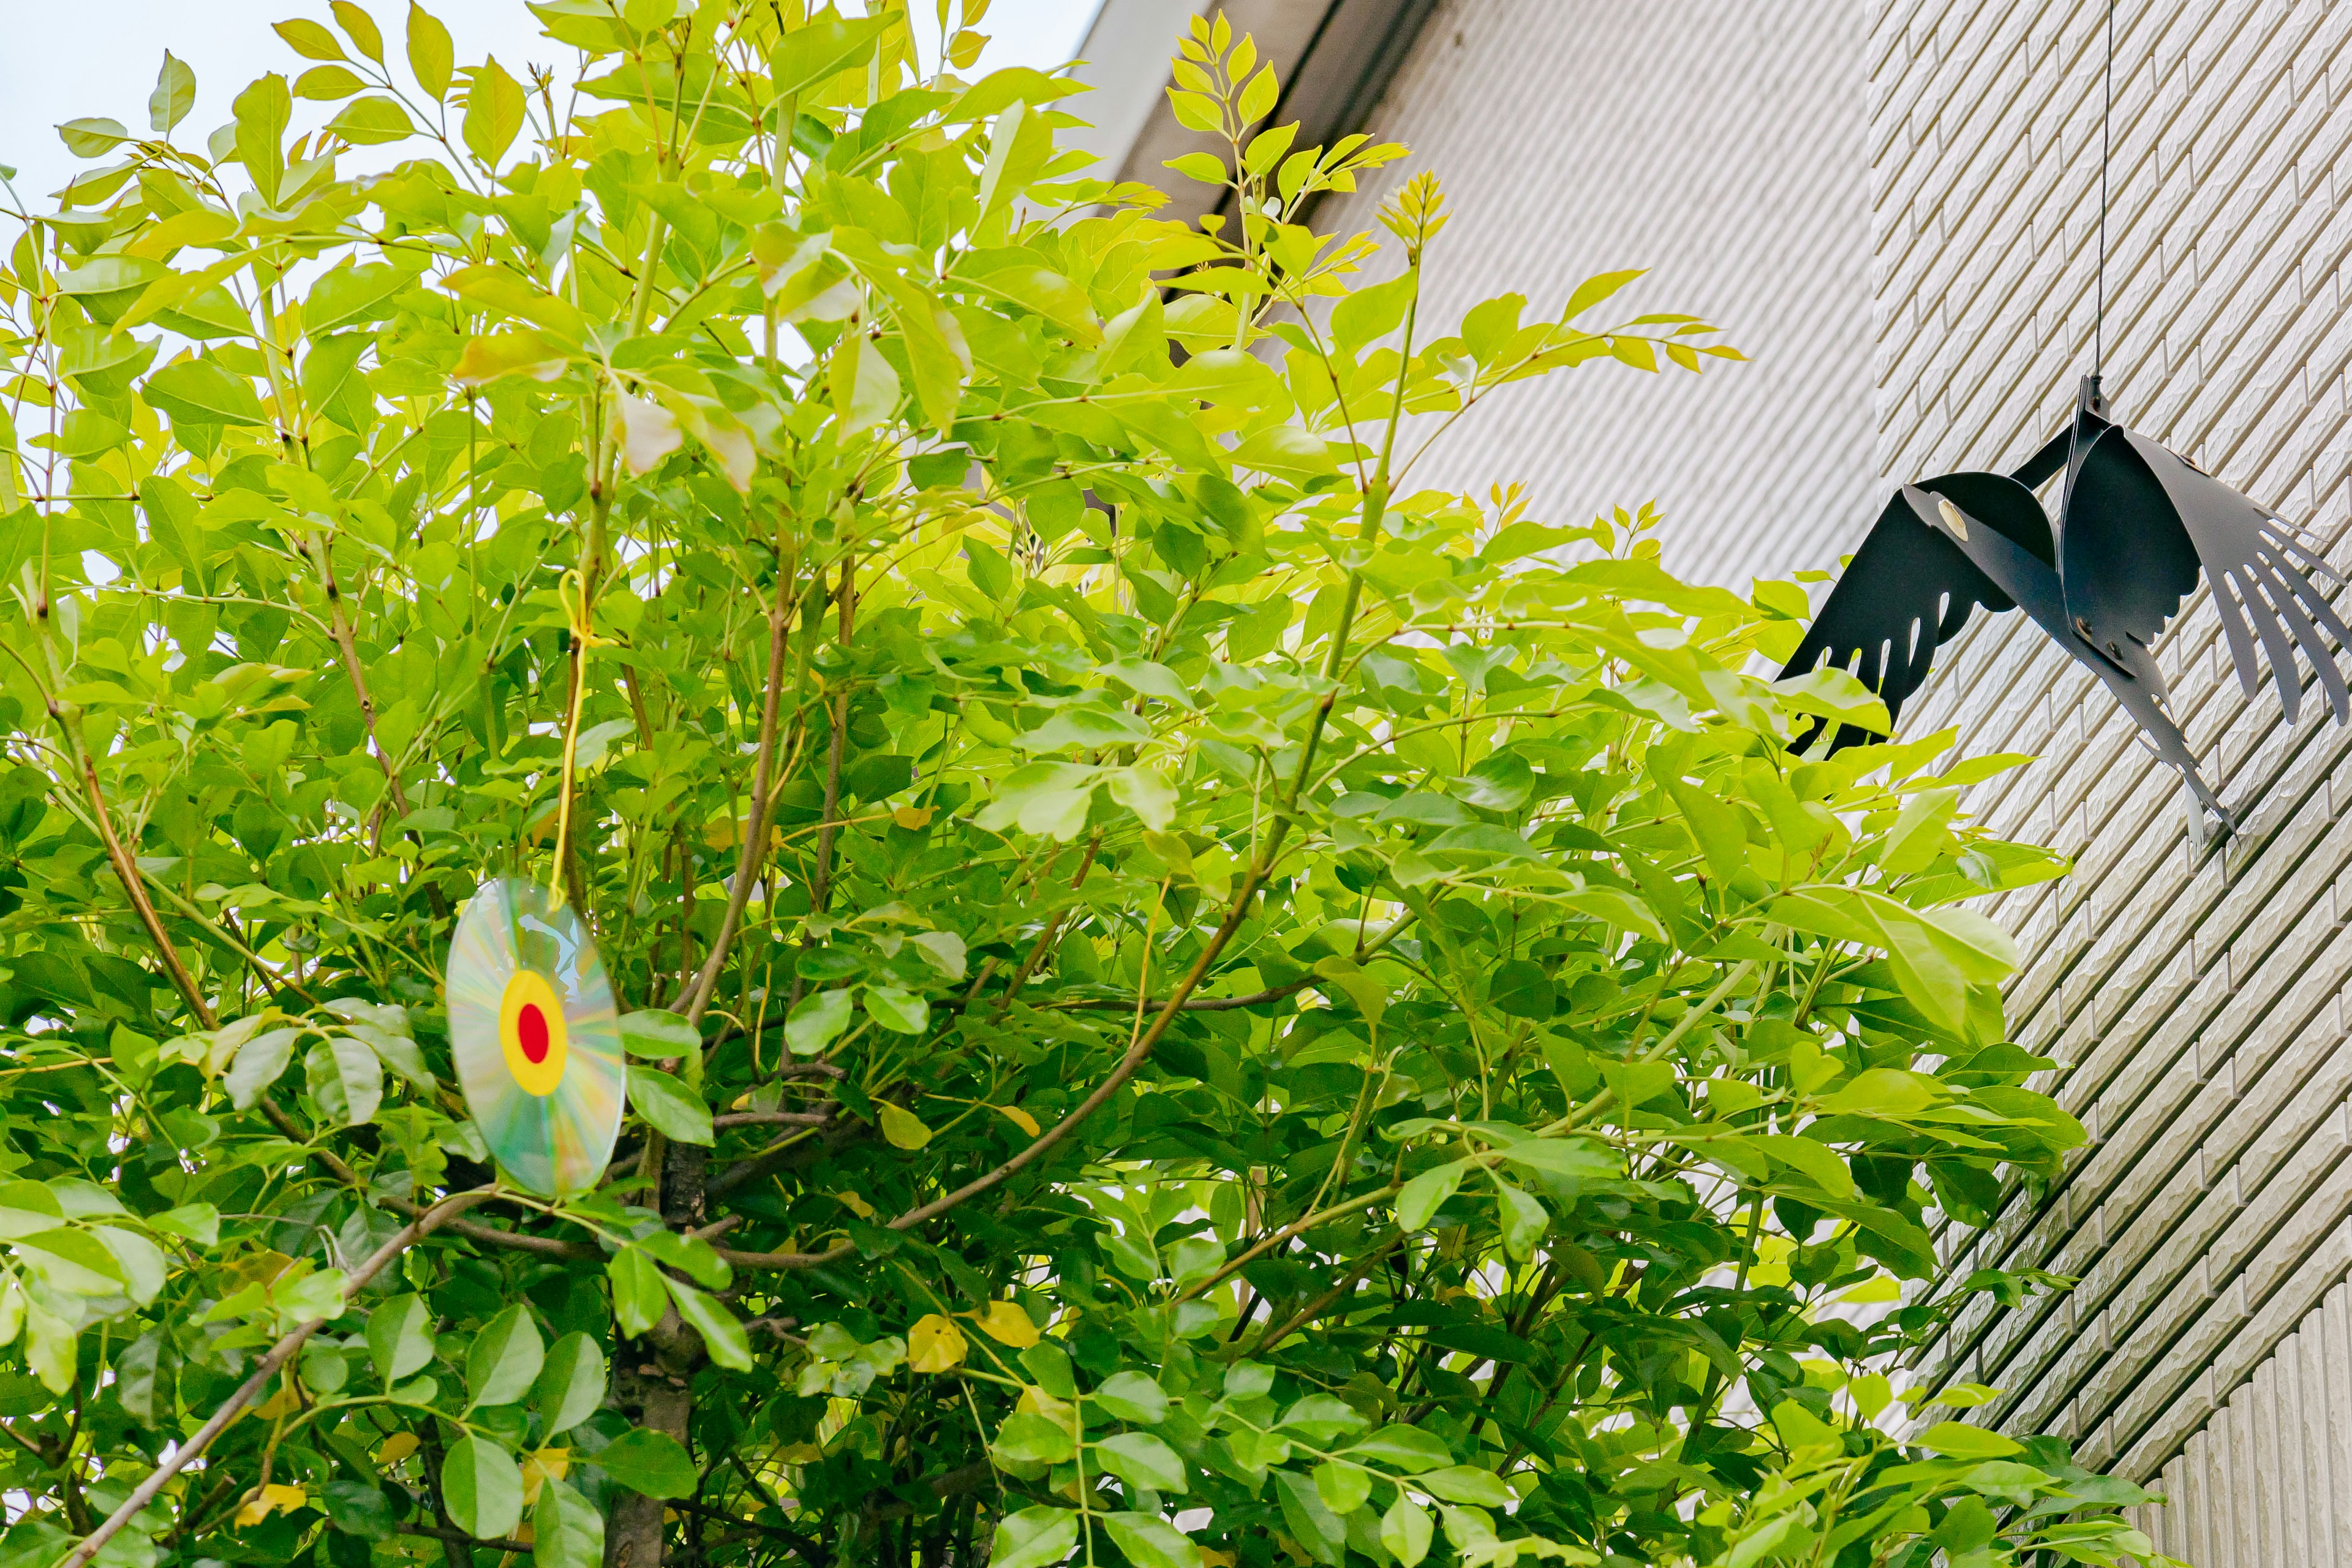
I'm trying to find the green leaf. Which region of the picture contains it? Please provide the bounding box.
[619,1008,699,1058]
[57,118,130,158]
[442,1435,523,1540]
[530,1333,604,1433]
[636,1229,731,1291]
[326,95,415,144]
[1095,1431,1186,1494]
[1396,1159,1466,1231]
[146,358,268,428]
[1416,1464,1515,1506]
[224,1028,300,1109]
[232,73,291,202]
[149,1203,219,1245]
[1668,778,1749,885]
[1493,1182,1548,1259]
[1236,62,1278,123]
[1915,1421,2024,1459]
[628,1066,712,1145]
[1107,766,1177,831]
[606,1248,667,1338]
[1348,1425,1452,1472]
[466,1303,545,1410]
[1774,666,1892,733]
[993,1411,1076,1464]
[308,262,416,333]
[1747,1134,1857,1197]
[864,986,930,1035]
[463,58,526,164]
[407,2,453,98]
[1093,1371,1168,1425]
[973,762,1100,840]
[532,1479,604,1568]
[1100,1512,1203,1568]
[367,1294,435,1383]
[0,1183,64,1241]
[666,1279,752,1370]
[1163,152,1224,184]
[331,1,385,61]
[295,64,367,99]
[274,17,348,59]
[150,54,197,133]
[1563,268,1645,318]
[323,1478,398,1540]
[1494,1138,1615,1180]
[1381,1494,1434,1567]
[18,1230,122,1298]
[1879,785,1959,876]
[1273,1469,1347,1565]
[357,1026,433,1093]
[1330,270,1416,351]
[304,1035,384,1126]
[1814,1068,1938,1120]
[92,1229,167,1305]
[988,1507,1080,1568]
[785,988,855,1055]
[595,1428,698,1498]
[771,10,894,98]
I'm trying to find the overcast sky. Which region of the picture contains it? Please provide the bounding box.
[0,0,1104,207]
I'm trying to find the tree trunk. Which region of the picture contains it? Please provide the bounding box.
[603,1142,709,1568]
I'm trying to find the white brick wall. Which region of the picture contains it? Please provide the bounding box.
[1325,0,2352,1544]
[1880,0,2352,1532]
[1313,0,1878,589]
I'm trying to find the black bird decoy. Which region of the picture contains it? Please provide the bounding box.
[1781,376,2352,839]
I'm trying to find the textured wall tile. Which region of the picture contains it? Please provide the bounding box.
[1330,0,2352,1539]
[1311,0,1877,589]
[1872,0,2352,1531]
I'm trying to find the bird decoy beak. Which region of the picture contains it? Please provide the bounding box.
[1898,484,1970,544]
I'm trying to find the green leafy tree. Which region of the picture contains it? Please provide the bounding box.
[0,6,2176,1568]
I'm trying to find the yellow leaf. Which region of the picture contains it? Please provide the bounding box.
[1201,1551,1238,1568]
[878,1102,932,1150]
[907,1313,968,1373]
[374,1431,420,1466]
[224,1250,295,1287]
[892,804,933,830]
[993,1103,1040,1138]
[835,1190,876,1219]
[521,1447,570,1505]
[235,1483,307,1527]
[970,1299,1039,1348]
[1016,1383,1071,1421]
[616,393,682,475]
[254,1381,303,1420]
[451,331,570,386]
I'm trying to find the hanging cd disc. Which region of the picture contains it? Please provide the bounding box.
[447,877,626,1196]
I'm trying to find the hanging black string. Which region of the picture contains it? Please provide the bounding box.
[2095,0,2114,375]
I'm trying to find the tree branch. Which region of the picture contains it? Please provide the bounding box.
[79,753,214,1030]
[676,551,799,1021]
[401,1525,533,1554]
[65,1189,496,1568]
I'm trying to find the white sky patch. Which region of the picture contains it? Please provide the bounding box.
[0,0,1100,206]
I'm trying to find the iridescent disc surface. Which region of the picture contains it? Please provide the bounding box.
[447,878,625,1196]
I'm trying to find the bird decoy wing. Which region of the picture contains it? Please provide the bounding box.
[1781,473,2054,744]
[2061,425,2352,725]
[1915,483,2232,834]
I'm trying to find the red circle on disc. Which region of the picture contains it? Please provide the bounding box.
[517,1002,551,1065]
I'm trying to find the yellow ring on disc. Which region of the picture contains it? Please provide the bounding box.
[499,968,569,1097]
